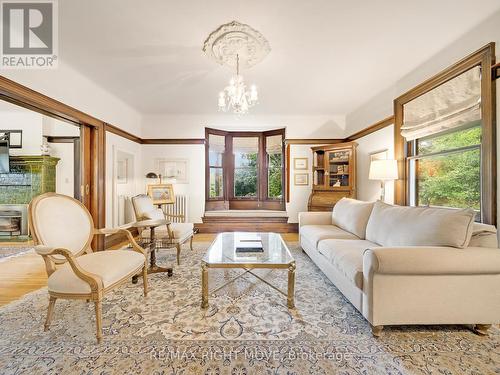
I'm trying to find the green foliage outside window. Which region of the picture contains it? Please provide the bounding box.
[234,153,258,197]
[268,153,283,198]
[416,125,481,211]
[233,153,283,198]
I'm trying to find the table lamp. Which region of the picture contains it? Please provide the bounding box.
[369,159,398,202]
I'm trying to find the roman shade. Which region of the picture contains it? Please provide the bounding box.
[208,134,225,153]
[233,137,259,154]
[266,134,283,154]
[401,66,481,141]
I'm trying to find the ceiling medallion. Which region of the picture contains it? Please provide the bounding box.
[203,20,271,70]
[203,21,270,115]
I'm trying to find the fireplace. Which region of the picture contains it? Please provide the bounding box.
[0,204,28,236]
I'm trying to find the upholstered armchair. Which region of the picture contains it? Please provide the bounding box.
[132,194,194,265]
[28,193,148,343]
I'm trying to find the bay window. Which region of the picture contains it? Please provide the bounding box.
[205,128,285,210]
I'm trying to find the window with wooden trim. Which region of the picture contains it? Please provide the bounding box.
[405,66,483,215]
[408,123,482,218]
[205,128,285,210]
[394,44,497,226]
[208,134,225,199]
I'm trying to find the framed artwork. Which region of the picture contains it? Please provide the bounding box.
[0,130,22,148]
[294,173,309,186]
[156,158,189,184]
[147,183,175,205]
[116,159,128,184]
[370,149,388,162]
[294,157,308,170]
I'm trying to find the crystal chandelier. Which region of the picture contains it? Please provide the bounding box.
[218,54,258,114]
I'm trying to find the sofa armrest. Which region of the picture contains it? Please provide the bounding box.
[363,246,500,276]
[298,212,331,227]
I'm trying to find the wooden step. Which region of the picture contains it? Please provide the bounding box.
[197,215,297,233]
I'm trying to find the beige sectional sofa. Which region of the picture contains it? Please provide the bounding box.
[299,198,500,336]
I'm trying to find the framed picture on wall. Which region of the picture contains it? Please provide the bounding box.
[294,157,308,170]
[370,149,388,162]
[147,183,175,205]
[0,130,22,148]
[294,173,309,186]
[156,158,189,184]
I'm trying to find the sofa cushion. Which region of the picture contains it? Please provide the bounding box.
[365,201,475,249]
[300,225,359,247]
[141,222,194,242]
[143,208,164,221]
[332,198,375,239]
[317,239,379,289]
[469,222,498,248]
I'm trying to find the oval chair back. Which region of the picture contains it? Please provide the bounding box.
[29,192,94,265]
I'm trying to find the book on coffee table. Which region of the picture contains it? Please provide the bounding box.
[236,239,264,253]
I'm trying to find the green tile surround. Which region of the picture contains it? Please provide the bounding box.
[0,155,60,205]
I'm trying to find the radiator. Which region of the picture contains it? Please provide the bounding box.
[163,194,188,223]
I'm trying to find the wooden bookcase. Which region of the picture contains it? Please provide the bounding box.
[308,141,357,211]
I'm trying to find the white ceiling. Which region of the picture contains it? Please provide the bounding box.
[60,0,500,116]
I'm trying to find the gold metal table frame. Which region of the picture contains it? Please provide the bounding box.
[200,233,296,309]
[201,261,296,309]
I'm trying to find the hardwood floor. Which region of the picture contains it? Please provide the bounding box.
[0,233,299,307]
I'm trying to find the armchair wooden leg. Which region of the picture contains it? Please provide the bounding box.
[176,243,181,265]
[142,265,148,297]
[44,296,57,331]
[371,325,384,337]
[473,324,491,336]
[190,235,194,251]
[95,300,103,344]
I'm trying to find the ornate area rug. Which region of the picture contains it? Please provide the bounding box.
[0,246,33,261]
[0,242,499,374]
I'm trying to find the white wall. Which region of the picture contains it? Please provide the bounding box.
[42,116,80,137]
[105,132,143,228]
[0,110,42,155]
[287,144,314,222]
[355,125,394,204]
[2,59,142,136]
[142,144,205,223]
[49,142,74,197]
[142,114,346,138]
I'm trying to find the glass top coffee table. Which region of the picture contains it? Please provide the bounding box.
[201,232,296,309]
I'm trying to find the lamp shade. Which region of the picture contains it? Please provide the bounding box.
[369,159,398,181]
[146,172,158,179]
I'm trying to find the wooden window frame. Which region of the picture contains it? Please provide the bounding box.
[394,43,496,224]
[205,127,285,211]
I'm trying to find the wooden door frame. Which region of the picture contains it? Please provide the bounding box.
[0,75,107,249]
[394,42,496,224]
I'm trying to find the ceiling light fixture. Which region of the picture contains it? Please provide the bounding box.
[203,21,270,115]
[218,54,258,114]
